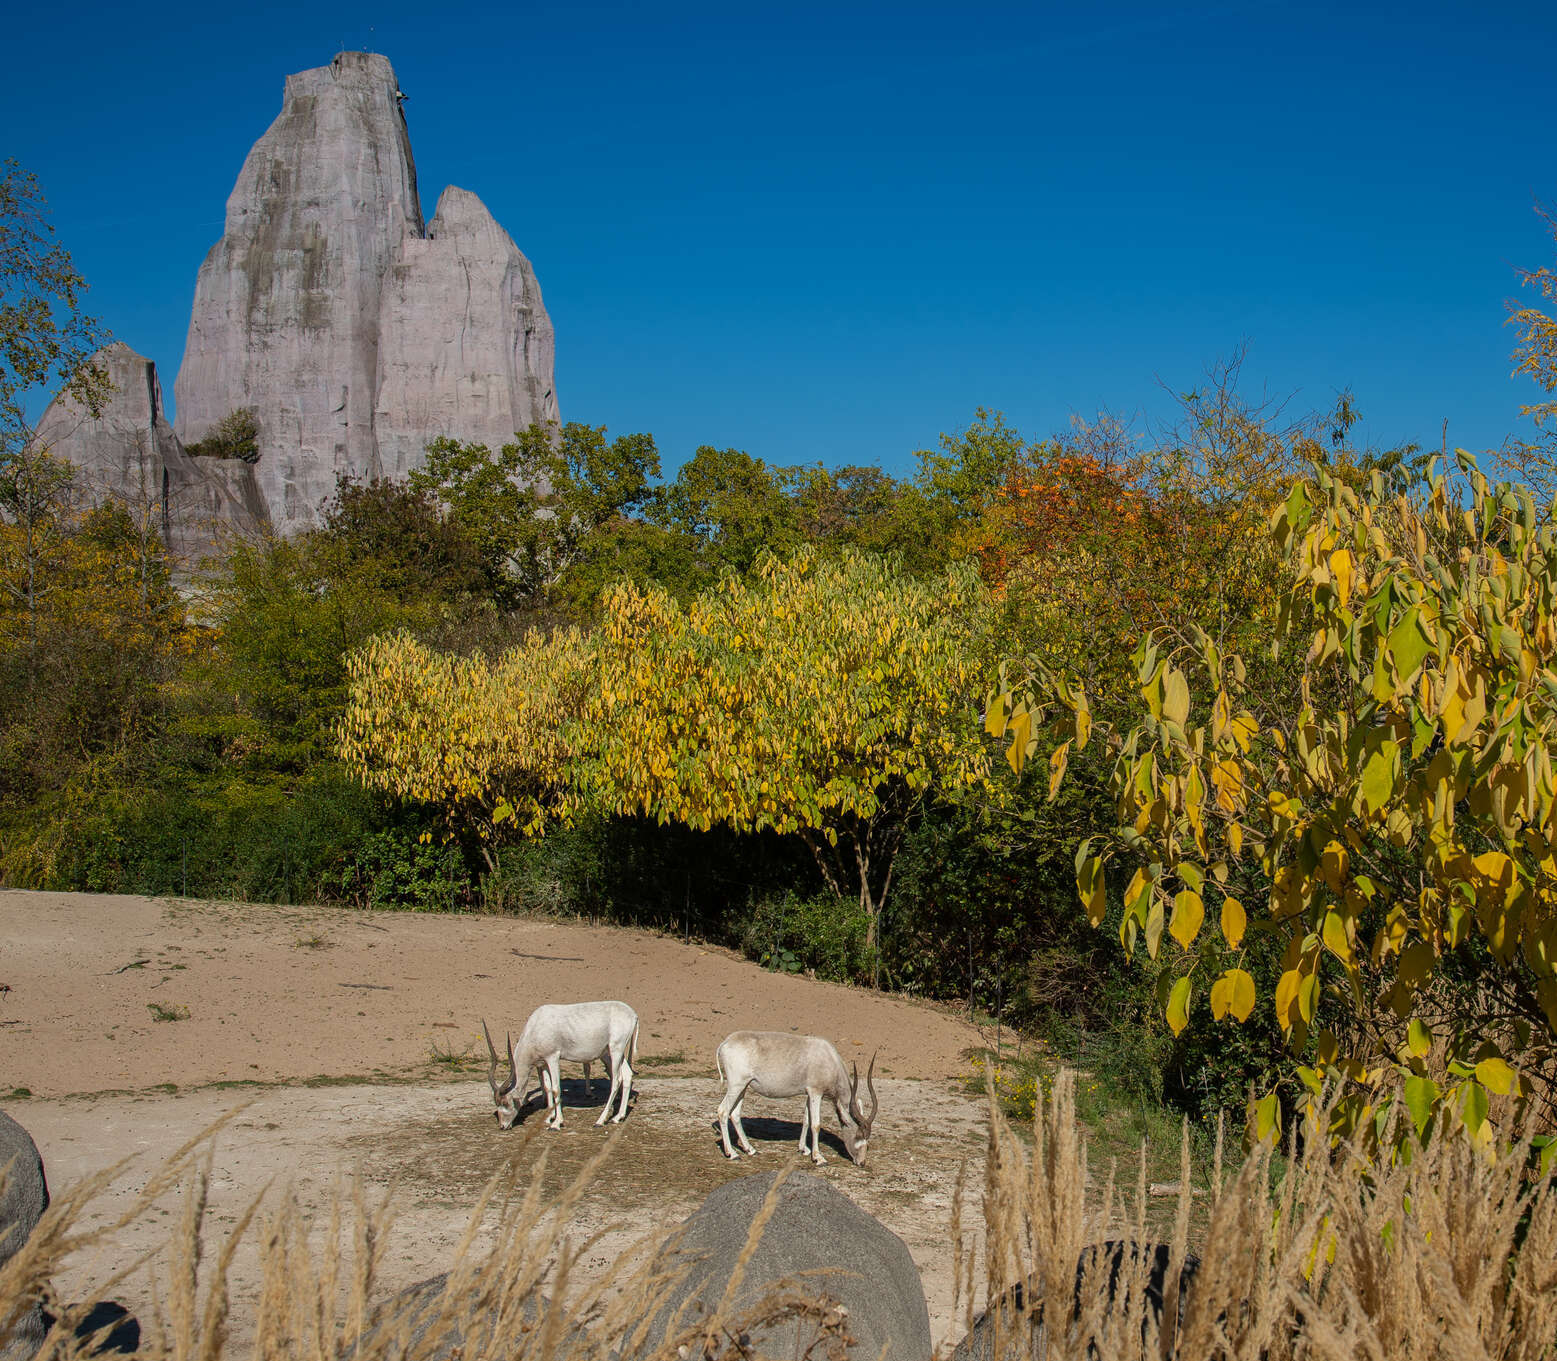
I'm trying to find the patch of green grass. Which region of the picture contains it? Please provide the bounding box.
[147,1002,191,1022]
[6,1087,31,1100]
[428,1039,474,1069]
[965,1042,1218,1239]
[636,1050,687,1068]
[300,1072,402,1088]
[293,934,331,950]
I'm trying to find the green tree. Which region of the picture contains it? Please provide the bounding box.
[411,421,660,609]
[655,445,802,583]
[0,161,109,466]
[1498,205,1557,512]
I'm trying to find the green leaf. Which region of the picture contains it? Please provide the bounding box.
[1145,894,1165,959]
[1297,972,1320,1025]
[1077,855,1107,927]
[1359,739,1399,817]
[1166,976,1192,1036]
[1254,1091,1281,1144]
[1403,1075,1439,1138]
[1461,1081,1490,1136]
[1386,606,1432,682]
[1406,1019,1432,1058]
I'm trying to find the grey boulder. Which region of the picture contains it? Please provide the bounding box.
[634,1171,930,1361]
[355,1273,591,1361]
[0,1111,49,1361]
[950,1241,1201,1361]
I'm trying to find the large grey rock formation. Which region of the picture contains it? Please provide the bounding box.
[173,51,557,535]
[32,343,267,561]
[635,1171,931,1361]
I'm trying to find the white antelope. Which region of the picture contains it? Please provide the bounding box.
[482,1001,638,1130]
[714,1031,879,1166]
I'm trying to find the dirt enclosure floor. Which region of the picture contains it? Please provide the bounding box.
[0,892,993,1351]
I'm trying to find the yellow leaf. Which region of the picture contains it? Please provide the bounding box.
[1329,548,1354,605]
[1077,855,1107,926]
[1048,740,1071,800]
[1254,1091,1281,1144]
[1210,975,1231,1020]
[1169,890,1204,950]
[1210,759,1245,813]
[1398,941,1434,987]
[1223,967,1256,1022]
[1212,689,1232,744]
[1220,895,1246,949]
[1321,910,1353,964]
[1005,708,1033,775]
[1275,968,1302,1030]
[1230,712,1258,753]
[984,692,1008,738]
[1074,704,1092,751]
[1474,1056,1519,1096]
[1162,668,1190,725]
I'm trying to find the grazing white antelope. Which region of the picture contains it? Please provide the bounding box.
[482,1001,638,1130]
[714,1031,879,1166]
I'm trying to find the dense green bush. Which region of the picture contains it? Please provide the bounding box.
[741,890,869,982]
[29,767,383,904]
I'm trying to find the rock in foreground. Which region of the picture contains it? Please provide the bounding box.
[635,1170,931,1361]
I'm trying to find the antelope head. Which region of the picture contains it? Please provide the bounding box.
[843,1051,880,1166]
[483,1019,521,1129]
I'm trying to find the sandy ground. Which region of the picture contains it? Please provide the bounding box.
[0,891,979,1094]
[0,893,992,1351]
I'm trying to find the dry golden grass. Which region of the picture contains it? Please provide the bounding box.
[3,1073,1556,1361]
[959,1070,1557,1360]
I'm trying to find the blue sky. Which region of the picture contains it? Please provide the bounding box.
[7,1,1554,478]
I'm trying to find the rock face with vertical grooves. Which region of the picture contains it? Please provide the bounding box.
[374,186,558,481]
[33,343,267,561]
[170,51,556,536]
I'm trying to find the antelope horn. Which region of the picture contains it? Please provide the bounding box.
[504,1030,517,1097]
[848,1061,864,1125]
[864,1051,879,1126]
[482,1019,502,1097]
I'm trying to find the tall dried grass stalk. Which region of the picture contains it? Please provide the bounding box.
[3,1081,1555,1361]
[956,1070,1557,1360]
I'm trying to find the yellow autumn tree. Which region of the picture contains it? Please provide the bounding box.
[994,454,1557,1151]
[581,549,996,983]
[337,626,589,855]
